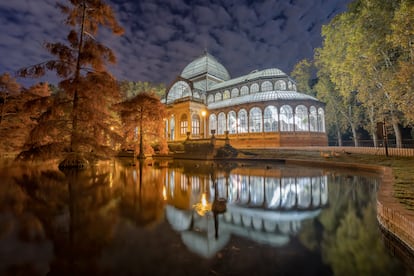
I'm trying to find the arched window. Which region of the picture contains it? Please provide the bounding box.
[261,81,273,92]
[309,106,317,132]
[217,112,226,135]
[170,117,175,141]
[275,80,286,90]
[227,111,237,134]
[280,105,293,131]
[223,90,230,100]
[250,83,259,93]
[240,86,249,96]
[192,114,200,135]
[264,106,278,132]
[249,107,262,133]
[317,108,325,132]
[231,88,239,98]
[295,105,309,131]
[287,81,293,90]
[215,92,222,102]
[207,94,214,103]
[180,114,188,135]
[209,114,217,135]
[238,109,248,133]
[167,81,191,103]
[193,91,200,98]
[292,84,297,91]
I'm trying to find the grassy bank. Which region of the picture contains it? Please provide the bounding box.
[238,148,414,210]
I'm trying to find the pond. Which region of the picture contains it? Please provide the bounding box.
[0,158,413,276]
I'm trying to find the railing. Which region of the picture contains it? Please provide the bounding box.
[329,139,414,148]
[275,146,414,157]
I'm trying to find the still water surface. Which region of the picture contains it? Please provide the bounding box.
[0,158,413,275]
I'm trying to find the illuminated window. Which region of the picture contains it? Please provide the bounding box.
[250,83,259,93]
[249,107,262,132]
[231,88,239,98]
[180,114,188,135]
[218,112,226,135]
[223,90,230,99]
[207,94,214,103]
[167,81,191,103]
[240,86,249,96]
[317,108,325,132]
[215,92,222,101]
[275,80,286,90]
[309,106,317,131]
[170,117,175,141]
[261,81,273,92]
[238,109,248,133]
[192,114,200,135]
[280,105,293,131]
[295,105,308,131]
[209,114,217,134]
[264,105,278,132]
[227,111,237,134]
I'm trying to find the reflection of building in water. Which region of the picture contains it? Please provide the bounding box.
[163,165,329,258]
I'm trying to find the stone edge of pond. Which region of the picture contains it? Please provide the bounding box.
[262,157,414,256]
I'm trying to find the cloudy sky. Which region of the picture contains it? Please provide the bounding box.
[0,0,351,87]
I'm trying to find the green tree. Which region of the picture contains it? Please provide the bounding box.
[387,0,414,123]
[18,0,124,164]
[119,80,166,100]
[313,75,349,146]
[290,59,315,96]
[315,0,408,147]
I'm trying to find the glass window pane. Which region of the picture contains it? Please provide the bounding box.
[280,105,293,131]
[264,105,278,132]
[295,105,309,131]
[228,111,237,134]
[238,109,248,133]
[261,81,273,92]
[249,107,262,132]
[218,112,226,134]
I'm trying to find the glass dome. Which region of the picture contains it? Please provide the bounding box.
[181,52,231,81]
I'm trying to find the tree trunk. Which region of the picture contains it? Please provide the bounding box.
[392,121,402,148]
[350,123,359,147]
[336,125,342,146]
[70,1,86,152]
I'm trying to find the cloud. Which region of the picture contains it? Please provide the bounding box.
[0,0,350,88]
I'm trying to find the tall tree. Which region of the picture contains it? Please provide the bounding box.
[315,0,407,147]
[387,0,414,123]
[18,0,124,163]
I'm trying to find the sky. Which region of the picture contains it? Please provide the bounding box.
[0,0,351,88]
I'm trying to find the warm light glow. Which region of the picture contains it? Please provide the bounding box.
[162,186,167,201]
[201,110,206,117]
[193,192,211,216]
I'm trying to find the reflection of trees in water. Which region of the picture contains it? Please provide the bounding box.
[0,160,167,275]
[118,160,165,227]
[3,163,120,275]
[318,174,405,276]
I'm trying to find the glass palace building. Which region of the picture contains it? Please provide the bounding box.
[163,52,327,148]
